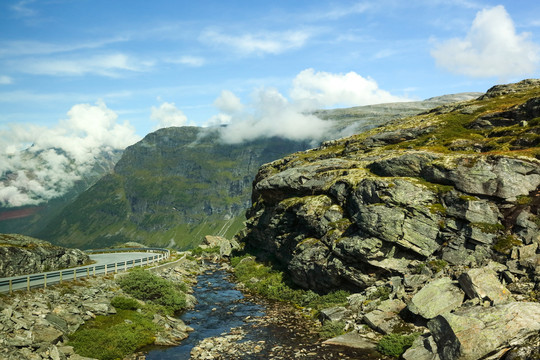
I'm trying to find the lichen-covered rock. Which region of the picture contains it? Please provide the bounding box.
[0,234,90,277]
[428,302,540,360]
[362,299,407,334]
[407,277,465,320]
[458,267,513,305]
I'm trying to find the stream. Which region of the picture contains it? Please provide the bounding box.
[145,266,381,360]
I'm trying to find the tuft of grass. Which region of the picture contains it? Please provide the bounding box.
[319,320,346,339]
[377,332,420,358]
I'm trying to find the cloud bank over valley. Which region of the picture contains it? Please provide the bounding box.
[0,101,140,207]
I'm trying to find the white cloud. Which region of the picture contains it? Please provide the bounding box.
[0,101,140,207]
[13,53,148,77]
[290,68,407,109]
[213,69,406,144]
[0,38,128,58]
[0,76,13,85]
[171,55,206,67]
[431,5,540,78]
[213,90,244,114]
[10,0,36,17]
[151,102,188,130]
[200,29,310,55]
[306,2,371,21]
[218,87,331,144]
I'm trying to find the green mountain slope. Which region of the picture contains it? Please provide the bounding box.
[37,127,311,249]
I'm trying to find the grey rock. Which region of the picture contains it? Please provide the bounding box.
[323,331,378,350]
[425,156,540,201]
[319,306,352,324]
[458,267,514,305]
[428,302,540,360]
[403,334,440,360]
[44,314,68,334]
[362,299,407,334]
[443,192,500,224]
[32,325,63,344]
[408,277,465,319]
[347,293,367,313]
[518,243,539,269]
[368,151,440,178]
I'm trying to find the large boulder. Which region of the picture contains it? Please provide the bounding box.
[428,302,540,360]
[458,267,513,305]
[408,277,465,319]
[363,299,407,334]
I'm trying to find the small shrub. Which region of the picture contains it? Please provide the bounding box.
[68,309,157,360]
[377,332,420,357]
[117,268,186,314]
[190,246,220,256]
[111,296,140,310]
[319,320,345,339]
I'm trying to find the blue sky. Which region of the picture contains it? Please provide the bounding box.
[1,0,540,207]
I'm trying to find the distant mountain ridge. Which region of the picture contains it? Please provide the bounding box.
[8,92,480,249]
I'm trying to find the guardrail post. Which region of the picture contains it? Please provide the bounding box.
[27,276,30,291]
[44,274,47,289]
[74,269,77,281]
[114,263,118,274]
[9,279,12,294]
[60,272,62,284]
[105,264,107,275]
[93,267,96,276]
[87,268,90,278]
[124,261,127,272]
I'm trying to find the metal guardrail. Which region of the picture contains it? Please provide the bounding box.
[0,248,170,294]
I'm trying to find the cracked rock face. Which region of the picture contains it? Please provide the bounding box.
[239,80,540,294]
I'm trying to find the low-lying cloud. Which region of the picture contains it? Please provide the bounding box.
[213,69,408,144]
[0,101,140,207]
[151,102,189,130]
[431,5,540,78]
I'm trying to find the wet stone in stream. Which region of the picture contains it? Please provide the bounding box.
[145,266,384,360]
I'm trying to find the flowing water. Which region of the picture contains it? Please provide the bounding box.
[145,266,381,360]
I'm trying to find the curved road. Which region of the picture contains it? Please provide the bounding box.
[89,251,152,266]
[0,250,167,294]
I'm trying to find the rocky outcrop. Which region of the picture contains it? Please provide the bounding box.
[0,234,90,277]
[238,80,540,359]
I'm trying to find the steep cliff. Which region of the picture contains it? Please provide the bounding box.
[0,233,90,277]
[239,79,540,293]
